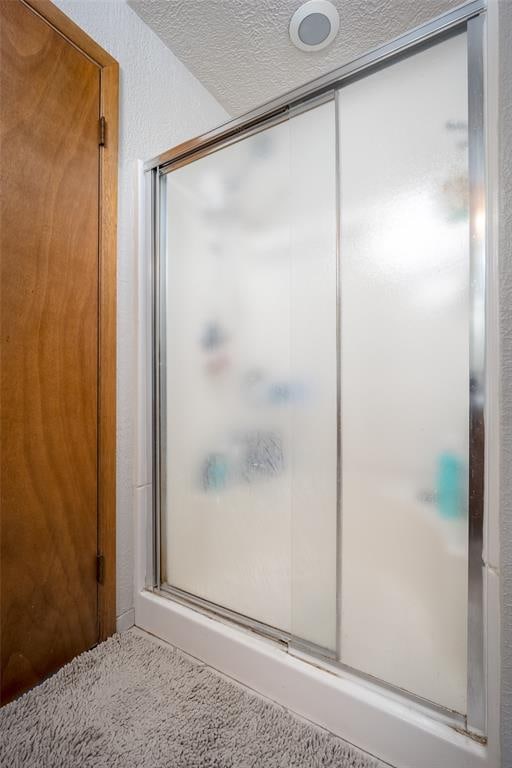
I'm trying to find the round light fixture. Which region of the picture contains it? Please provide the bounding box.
[289,0,339,52]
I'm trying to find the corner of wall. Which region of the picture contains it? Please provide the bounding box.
[496,0,512,764]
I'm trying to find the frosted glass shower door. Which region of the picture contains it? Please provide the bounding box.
[162,121,292,631]
[161,100,337,646]
[338,32,470,712]
[159,30,472,708]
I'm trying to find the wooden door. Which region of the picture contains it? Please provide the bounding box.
[0,0,115,704]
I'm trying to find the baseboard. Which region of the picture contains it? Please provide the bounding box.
[116,608,135,633]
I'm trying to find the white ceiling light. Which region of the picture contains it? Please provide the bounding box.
[289,0,339,52]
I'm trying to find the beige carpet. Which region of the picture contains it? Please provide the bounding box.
[0,629,386,768]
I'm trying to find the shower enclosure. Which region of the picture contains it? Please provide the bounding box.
[145,4,486,738]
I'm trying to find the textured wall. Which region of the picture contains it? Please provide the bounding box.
[52,0,229,627]
[499,0,512,762]
[128,0,462,116]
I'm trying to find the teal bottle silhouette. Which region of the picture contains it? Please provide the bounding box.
[437,452,464,519]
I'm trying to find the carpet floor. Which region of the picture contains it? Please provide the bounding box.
[0,629,387,768]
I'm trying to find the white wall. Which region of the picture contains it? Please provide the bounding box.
[497,0,512,763]
[52,0,229,629]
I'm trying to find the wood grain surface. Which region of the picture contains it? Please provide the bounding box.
[1,0,101,703]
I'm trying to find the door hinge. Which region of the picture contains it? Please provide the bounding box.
[99,116,106,147]
[96,554,105,585]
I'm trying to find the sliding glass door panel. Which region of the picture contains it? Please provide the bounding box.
[338,32,470,711]
[162,121,293,630]
[161,100,338,640]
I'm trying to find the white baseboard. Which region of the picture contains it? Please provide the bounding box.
[116,608,135,633]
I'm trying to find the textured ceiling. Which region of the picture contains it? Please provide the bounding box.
[128,0,462,117]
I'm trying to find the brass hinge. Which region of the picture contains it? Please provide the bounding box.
[99,116,106,147]
[96,554,105,584]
